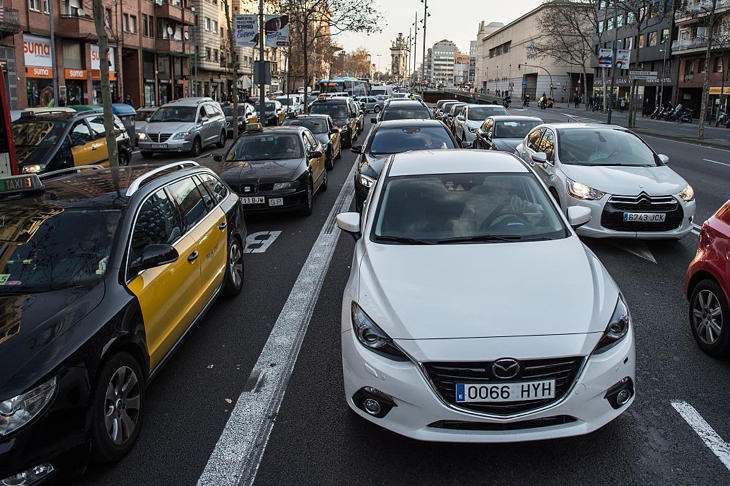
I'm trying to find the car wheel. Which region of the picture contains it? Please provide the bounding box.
[91,352,144,463]
[223,235,244,297]
[325,148,334,170]
[374,106,381,113]
[299,178,313,216]
[118,151,130,166]
[190,137,202,157]
[141,151,152,159]
[690,279,730,356]
[217,130,226,148]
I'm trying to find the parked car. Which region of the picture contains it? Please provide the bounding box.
[212,126,327,215]
[13,110,133,173]
[514,124,696,239]
[473,115,543,152]
[452,104,508,146]
[336,149,635,442]
[255,100,286,126]
[137,97,226,157]
[0,162,246,484]
[686,200,730,356]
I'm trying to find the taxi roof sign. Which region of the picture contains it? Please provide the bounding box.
[0,174,43,195]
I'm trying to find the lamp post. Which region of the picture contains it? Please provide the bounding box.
[48,0,58,105]
[658,45,668,110]
[412,12,418,89]
[420,0,429,96]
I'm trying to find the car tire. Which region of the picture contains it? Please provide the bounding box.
[374,106,381,113]
[300,178,314,216]
[223,235,244,298]
[689,279,730,357]
[190,137,202,157]
[216,130,226,148]
[325,148,334,170]
[118,151,130,166]
[141,151,152,159]
[91,352,145,464]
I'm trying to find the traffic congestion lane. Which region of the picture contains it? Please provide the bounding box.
[80,122,369,486]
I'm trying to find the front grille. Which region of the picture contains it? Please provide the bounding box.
[148,133,172,143]
[423,357,584,415]
[601,193,683,232]
[428,416,577,431]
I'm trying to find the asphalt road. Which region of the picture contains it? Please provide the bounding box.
[80,113,730,485]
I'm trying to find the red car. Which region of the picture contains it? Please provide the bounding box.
[686,200,730,356]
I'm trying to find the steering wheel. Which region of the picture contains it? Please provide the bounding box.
[487,213,530,231]
[481,202,530,231]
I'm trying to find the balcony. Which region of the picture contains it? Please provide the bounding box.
[0,8,21,37]
[676,0,730,23]
[672,37,708,53]
[155,37,192,55]
[58,13,97,40]
[154,1,194,26]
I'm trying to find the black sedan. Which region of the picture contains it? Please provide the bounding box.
[473,115,543,152]
[213,126,327,215]
[351,119,457,210]
[373,99,432,123]
[281,114,342,169]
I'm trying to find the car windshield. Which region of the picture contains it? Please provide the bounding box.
[373,173,566,244]
[449,105,465,116]
[468,106,507,120]
[12,120,65,148]
[310,103,348,119]
[557,128,659,166]
[0,207,121,292]
[255,102,277,111]
[282,118,328,134]
[135,111,154,122]
[223,105,246,116]
[226,133,303,161]
[382,106,431,121]
[368,127,454,155]
[149,106,196,122]
[495,120,541,138]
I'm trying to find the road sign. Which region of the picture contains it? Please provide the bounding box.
[521,81,527,87]
[629,70,658,80]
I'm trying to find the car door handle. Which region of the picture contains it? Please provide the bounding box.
[187,250,199,262]
[91,145,98,150]
[218,221,227,231]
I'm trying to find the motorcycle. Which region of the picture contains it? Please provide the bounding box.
[716,110,729,128]
[677,109,692,123]
[503,98,512,108]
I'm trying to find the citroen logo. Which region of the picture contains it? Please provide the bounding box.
[492,358,520,380]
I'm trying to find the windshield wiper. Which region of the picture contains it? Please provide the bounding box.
[376,235,437,245]
[433,234,525,244]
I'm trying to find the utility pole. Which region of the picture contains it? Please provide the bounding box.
[192,6,198,96]
[413,11,418,88]
[420,0,428,96]
[48,0,58,105]
[258,0,265,125]
[606,2,620,124]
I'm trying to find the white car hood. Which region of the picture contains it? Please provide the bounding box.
[560,164,687,196]
[357,237,617,340]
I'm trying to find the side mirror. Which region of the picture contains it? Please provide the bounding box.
[308,150,322,159]
[336,212,361,238]
[531,152,548,164]
[351,145,363,154]
[213,154,223,162]
[330,128,340,135]
[130,243,179,275]
[658,153,669,164]
[567,206,592,228]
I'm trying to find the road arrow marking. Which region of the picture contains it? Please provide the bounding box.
[672,400,730,473]
[608,240,657,264]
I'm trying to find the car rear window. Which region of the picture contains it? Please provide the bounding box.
[368,126,454,155]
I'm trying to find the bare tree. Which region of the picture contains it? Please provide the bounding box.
[283,0,382,113]
[532,0,600,110]
[92,0,119,176]
[223,0,240,138]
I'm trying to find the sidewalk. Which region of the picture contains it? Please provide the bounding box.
[540,104,730,151]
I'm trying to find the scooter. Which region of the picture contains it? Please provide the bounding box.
[716,110,729,127]
[650,106,661,119]
[677,109,693,123]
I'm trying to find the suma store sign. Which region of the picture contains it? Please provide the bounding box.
[23,34,52,68]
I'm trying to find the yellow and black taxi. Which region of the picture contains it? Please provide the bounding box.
[212,125,327,216]
[281,114,342,169]
[0,162,246,484]
[12,110,133,174]
[308,97,357,148]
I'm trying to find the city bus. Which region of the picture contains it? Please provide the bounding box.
[318,77,368,97]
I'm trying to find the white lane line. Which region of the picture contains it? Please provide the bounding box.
[671,400,730,472]
[199,163,356,486]
[703,158,730,167]
[639,134,730,153]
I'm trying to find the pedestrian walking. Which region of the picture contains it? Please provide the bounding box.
[125,94,135,108]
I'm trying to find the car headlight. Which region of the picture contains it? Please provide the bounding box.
[357,173,376,188]
[171,131,190,140]
[137,132,147,141]
[567,179,605,200]
[0,377,57,436]
[594,295,630,353]
[678,184,694,202]
[272,181,299,191]
[351,302,408,361]
[21,164,42,174]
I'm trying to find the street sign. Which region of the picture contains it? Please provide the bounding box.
[629,70,658,80]
[521,81,527,87]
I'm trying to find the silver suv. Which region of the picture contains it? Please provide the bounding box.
[138,97,226,158]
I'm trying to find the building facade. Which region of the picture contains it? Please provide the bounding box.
[474,21,503,91]
[390,32,408,83]
[430,39,455,87]
[453,50,469,87]
[468,40,476,87]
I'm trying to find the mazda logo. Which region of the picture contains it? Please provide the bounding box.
[492,358,520,380]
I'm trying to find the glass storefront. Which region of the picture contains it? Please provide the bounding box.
[144,81,156,106]
[92,80,118,104]
[65,79,85,105]
[158,81,172,105]
[26,77,54,107]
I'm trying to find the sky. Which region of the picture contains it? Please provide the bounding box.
[336,0,543,73]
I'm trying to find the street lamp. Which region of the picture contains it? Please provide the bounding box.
[420,0,430,95]
[658,45,669,110]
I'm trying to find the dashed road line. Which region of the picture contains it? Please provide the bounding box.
[702,158,730,167]
[671,400,730,473]
[199,162,356,486]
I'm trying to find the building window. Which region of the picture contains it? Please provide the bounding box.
[598,21,604,34]
[214,49,218,61]
[625,37,633,49]
[599,0,606,8]
[661,28,670,44]
[29,0,41,12]
[220,27,224,37]
[123,13,129,32]
[713,56,723,73]
[214,20,218,32]
[617,14,623,28]
[648,31,657,46]
[206,47,211,60]
[142,14,148,36]
[130,15,137,34]
[104,7,111,27]
[149,16,154,37]
[41,0,49,13]
[686,60,694,74]
[205,17,211,31]
[639,34,645,48]
[607,18,614,30]
[627,12,635,24]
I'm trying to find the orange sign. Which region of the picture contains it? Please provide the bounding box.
[64,69,87,80]
[709,87,730,95]
[26,66,53,78]
[91,69,117,81]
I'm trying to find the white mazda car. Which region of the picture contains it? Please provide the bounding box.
[514,124,695,239]
[337,150,635,442]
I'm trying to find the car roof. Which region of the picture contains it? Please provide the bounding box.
[376,119,446,129]
[489,115,543,122]
[544,123,624,131]
[388,150,528,177]
[14,111,109,123]
[244,126,307,135]
[385,100,426,107]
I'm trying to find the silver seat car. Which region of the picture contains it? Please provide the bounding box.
[137,97,227,158]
